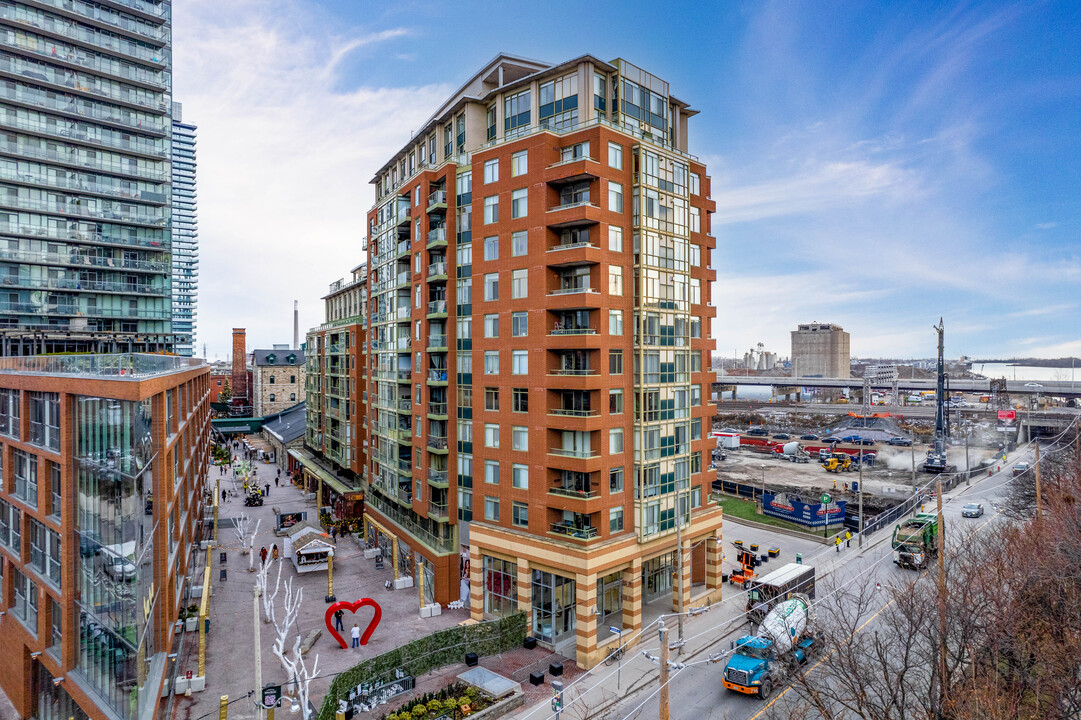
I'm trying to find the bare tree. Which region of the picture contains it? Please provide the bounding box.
[233,512,251,554]
[256,558,282,623]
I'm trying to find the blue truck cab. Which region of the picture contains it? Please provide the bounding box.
[722,634,816,699]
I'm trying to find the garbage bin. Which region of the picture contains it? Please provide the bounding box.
[204,618,210,635]
[795,553,803,565]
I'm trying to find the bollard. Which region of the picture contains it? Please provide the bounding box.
[219,695,228,720]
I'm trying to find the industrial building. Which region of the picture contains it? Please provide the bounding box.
[791,322,850,378]
[301,53,725,667]
[0,353,211,720]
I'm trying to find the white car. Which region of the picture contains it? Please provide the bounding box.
[103,554,137,582]
[1024,382,1043,388]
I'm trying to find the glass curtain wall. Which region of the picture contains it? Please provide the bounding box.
[531,570,576,646]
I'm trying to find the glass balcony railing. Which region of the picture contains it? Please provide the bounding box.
[0,247,168,273]
[549,286,597,296]
[426,335,447,348]
[428,468,448,485]
[27,0,169,41]
[0,192,166,225]
[0,112,167,158]
[0,274,167,295]
[0,300,169,319]
[0,222,167,249]
[0,5,169,64]
[427,368,448,382]
[427,190,447,207]
[550,521,598,539]
[0,353,201,378]
[549,447,599,458]
[427,300,447,315]
[427,227,447,245]
[0,83,167,135]
[550,367,597,376]
[0,167,167,204]
[427,262,447,277]
[427,402,448,416]
[0,54,168,112]
[548,485,598,498]
[0,34,168,89]
[551,325,596,335]
[549,408,597,417]
[427,436,448,450]
[0,141,168,181]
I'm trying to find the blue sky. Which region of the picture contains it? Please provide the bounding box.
[173,0,1080,362]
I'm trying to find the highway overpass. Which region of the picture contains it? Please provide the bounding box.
[713,372,1081,398]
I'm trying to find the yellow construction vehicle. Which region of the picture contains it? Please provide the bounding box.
[821,454,853,473]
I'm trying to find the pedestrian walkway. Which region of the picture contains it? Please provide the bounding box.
[169,451,465,720]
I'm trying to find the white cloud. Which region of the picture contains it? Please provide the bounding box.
[172,0,449,359]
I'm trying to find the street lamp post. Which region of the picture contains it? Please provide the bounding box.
[760,464,766,501]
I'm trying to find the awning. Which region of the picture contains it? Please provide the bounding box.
[288,449,363,497]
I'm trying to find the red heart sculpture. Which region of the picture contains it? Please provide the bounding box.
[325,598,383,649]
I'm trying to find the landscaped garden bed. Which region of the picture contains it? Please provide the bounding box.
[381,683,496,720]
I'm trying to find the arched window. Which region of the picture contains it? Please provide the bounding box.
[269,393,276,402]
[269,376,275,384]
[290,393,296,401]
[290,375,296,384]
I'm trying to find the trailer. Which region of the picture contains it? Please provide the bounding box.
[746,563,816,624]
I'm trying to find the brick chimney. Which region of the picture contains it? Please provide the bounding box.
[231,328,247,401]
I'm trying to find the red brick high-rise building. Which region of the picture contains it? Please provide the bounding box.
[309,54,722,667]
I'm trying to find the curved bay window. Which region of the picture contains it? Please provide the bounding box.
[531,570,575,647]
[482,556,517,617]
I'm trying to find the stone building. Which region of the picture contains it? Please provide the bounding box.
[251,346,306,417]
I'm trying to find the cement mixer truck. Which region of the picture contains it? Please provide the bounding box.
[722,594,817,700]
[770,441,811,463]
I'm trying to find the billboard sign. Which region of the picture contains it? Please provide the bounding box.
[763,493,846,528]
[997,410,1017,421]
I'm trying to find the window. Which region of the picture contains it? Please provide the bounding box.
[692,418,702,440]
[485,459,499,484]
[13,449,37,508]
[482,556,516,616]
[511,188,527,218]
[484,273,499,301]
[511,269,528,299]
[484,387,499,411]
[609,507,624,533]
[290,375,296,384]
[608,181,623,213]
[610,467,624,493]
[511,150,528,176]
[457,277,472,305]
[484,235,499,261]
[0,388,19,438]
[609,310,623,335]
[690,172,701,196]
[561,141,589,162]
[483,158,499,184]
[608,225,623,252]
[484,496,500,521]
[690,244,701,267]
[511,311,528,337]
[485,105,496,142]
[290,393,296,401]
[690,206,701,233]
[692,385,702,406]
[609,350,624,374]
[511,230,528,257]
[539,73,579,130]
[269,375,275,384]
[28,392,59,451]
[512,426,529,452]
[512,388,529,413]
[12,568,36,631]
[484,314,499,338]
[458,386,473,409]
[512,350,528,375]
[608,142,623,169]
[269,393,275,403]
[512,502,529,527]
[0,499,19,551]
[457,316,473,340]
[49,464,61,517]
[483,196,499,224]
[484,351,499,375]
[610,428,624,454]
[484,423,500,448]
[457,419,473,443]
[608,265,623,296]
[504,89,530,138]
[609,389,624,414]
[457,353,473,373]
[512,463,529,489]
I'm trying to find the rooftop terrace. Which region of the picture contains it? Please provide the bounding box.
[0,353,205,379]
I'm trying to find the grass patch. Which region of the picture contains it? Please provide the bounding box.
[715,496,825,536]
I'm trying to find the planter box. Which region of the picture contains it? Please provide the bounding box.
[363,548,381,559]
[420,605,432,618]
[394,576,414,590]
[185,617,198,632]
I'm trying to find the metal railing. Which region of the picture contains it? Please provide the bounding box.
[548,486,598,499]
[427,335,448,348]
[0,353,203,377]
[549,447,599,459]
[549,286,597,296]
[551,327,596,335]
[428,402,448,416]
[427,436,448,450]
[550,368,597,376]
[549,408,597,417]
[427,262,447,277]
[427,190,447,207]
[550,522,598,539]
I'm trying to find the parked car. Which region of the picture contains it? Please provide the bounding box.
[747,428,768,436]
[1012,462,1030,477]
[887,436,913,446]
[720,427,741,434]
[855,438,876,446]
[772,433,791,440]
[822,437,842,445]
[799,434,819,441]
[962,503,984,518]
[103,553,137,582]
[840,435,863,443]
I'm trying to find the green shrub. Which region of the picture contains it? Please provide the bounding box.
[464,686,479,700]
[411,705,426,719]
[443,698,459,714]
[426,699,442,713]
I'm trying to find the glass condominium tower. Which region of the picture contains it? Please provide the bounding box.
[0,0,174,357]
[170,100,195,356]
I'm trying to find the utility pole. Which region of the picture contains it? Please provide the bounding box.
[935,479,948,714]
[1034,443,1042,526]
[659,621,670,720]
[858,446,864,548]
[965,432,970,486]
[254,585,263,720]
[676,484,684,655]
[910,446,916,487]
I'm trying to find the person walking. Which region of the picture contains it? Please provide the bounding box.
[221,488,227,504]
[271,544,279,561]
[835,536,842,553]
[330,525,337,544]
[350,623,361,648]
[334,609,345,632]
[260,546,268,566]
[265,482,270,497]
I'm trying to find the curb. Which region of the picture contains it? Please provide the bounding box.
[723,514,835,545]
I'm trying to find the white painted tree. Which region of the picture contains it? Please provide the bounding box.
[246,518,263,572]
[271,577,308,709]
[233,512,251,554]
[256,558,283,624]
[280,636,319,719]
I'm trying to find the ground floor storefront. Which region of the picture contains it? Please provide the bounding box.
[361,505,462,608]
[467,507,724,668]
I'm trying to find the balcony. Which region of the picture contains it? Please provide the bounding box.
[426,190,448,213]
[427,300,448,318]
[427,435,448,452]
[550,521,599,540]
[545,201,602,230]
[427,262,448,282]
[428,500,450,521]
[543,157,600,186]
[395,398,412,414]
[426,335,448,352]
[0,247,167,274]
[549,447,599,459]
[545,241,602,267]
[427,368,449,385]
[365,492,455,554]
[427,468,449,487]
[546,287,602,311]
[398,459,413,473]
[427,402,448,418]
[426,227,447,248]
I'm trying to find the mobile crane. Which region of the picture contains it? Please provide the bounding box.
[923,318,956,473]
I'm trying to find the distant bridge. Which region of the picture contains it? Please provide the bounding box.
[713,373,1081,398]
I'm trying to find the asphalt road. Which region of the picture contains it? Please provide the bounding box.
[554,453,1027,720]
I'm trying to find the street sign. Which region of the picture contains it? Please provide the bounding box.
[997,410,1016,421]
[609,626,622,635]
[261,684,282,709]
[820,494,831,504]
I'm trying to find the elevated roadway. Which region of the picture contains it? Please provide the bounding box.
[714,372,1081,398]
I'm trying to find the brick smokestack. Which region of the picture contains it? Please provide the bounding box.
[231,328,247,401]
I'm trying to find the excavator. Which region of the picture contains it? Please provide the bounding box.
[821,454,853,473]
